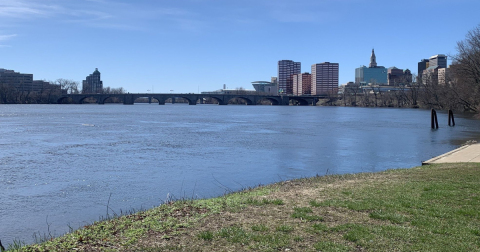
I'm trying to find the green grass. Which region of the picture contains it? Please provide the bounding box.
[246,198,284,206]
[313,241,351,252]
[197,231,213,241]
[275,224,294,233]
[291,206,324,222]
[251,224,269,232]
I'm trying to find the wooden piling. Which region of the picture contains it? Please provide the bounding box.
[448,109,455,126]
[431,109,439,129]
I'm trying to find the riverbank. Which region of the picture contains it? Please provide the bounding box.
[10,162,480,251]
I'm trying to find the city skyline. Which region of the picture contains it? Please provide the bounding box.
[1,0,479,93]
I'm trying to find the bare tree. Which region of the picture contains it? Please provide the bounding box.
[53,78,79,94]
[0,83,15,104]
[416,24,480,112]
[345,84,360,106]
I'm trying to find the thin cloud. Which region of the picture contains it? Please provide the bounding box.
[0,0,208,32]
[0,0,61,18]
[0,33,16,48]
[0,34,17,41]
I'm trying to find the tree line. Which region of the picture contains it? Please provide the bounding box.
[0,78,125,104]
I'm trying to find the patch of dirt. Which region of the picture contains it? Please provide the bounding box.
[135,174,398,251]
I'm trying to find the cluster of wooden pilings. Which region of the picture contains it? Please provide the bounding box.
[431,109,455,129]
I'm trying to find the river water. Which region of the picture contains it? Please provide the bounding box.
[1,104,479,246]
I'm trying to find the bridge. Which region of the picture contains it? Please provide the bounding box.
[55,93,331,106]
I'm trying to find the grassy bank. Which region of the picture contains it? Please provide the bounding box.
[11,163,480,251]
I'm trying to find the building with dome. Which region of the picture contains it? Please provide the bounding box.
[82,68,103,94]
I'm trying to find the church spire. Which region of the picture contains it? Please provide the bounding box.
[369,48,377,68]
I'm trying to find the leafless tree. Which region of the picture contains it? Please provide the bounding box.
[345,84,361,106]
[322,89,338,106]
[0,83,15,103]
[53,78,79,94]
[417,24,480,112]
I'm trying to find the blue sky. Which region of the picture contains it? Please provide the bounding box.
[1,0,479,93]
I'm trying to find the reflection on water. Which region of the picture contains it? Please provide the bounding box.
[1,104,479,245]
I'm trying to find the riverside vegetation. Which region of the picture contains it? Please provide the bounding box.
[8,163,480,251]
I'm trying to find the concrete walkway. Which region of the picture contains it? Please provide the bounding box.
[423,143,480,164]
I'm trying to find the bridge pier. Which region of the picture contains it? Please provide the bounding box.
[123,94,134,105]
[280,96,289,106]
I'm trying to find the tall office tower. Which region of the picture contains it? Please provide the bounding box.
[311,62,339,95]
[292,73,311,96]
[82,68,103,94]
[429,54,447,68]
[278,60,301,94]
[418,59,430,79]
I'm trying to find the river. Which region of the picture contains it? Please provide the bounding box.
[1,104,479,246]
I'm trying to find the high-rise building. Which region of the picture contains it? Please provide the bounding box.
[387,67,412,86]
[438,68,447,85]
[429,54,447,68]
[278,60,301,94]
[293,73,311,96]
[418,59,429,79]
[355,49,387,85]
[422,54,448,85]
[311,62,339,95]
[82,68,103,94]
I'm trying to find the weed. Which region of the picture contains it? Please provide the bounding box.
[291,207,324,222]
[293,236,304,242]
[369,210,409,224]
[276,225,294,233]
[197,231,213,241]
[218,226,249,243]
[251,224,269,232]
[312,223,329,233]
[313,241,351,252]
[246,198,284,206]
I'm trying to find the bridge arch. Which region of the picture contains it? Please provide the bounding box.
[257,97,280,105]
[133,96,161,104]
[78,96,99,104]
[150,96,165,105]
[289,97,309,106]
[204,96,225,105]
[57,96,74,104]
[164,96,196,105]
[227,96,254,105]
[101,95,124,104]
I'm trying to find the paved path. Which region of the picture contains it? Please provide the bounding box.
[423,143,480,164]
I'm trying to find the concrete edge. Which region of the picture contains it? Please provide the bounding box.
[422,145,471,165]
